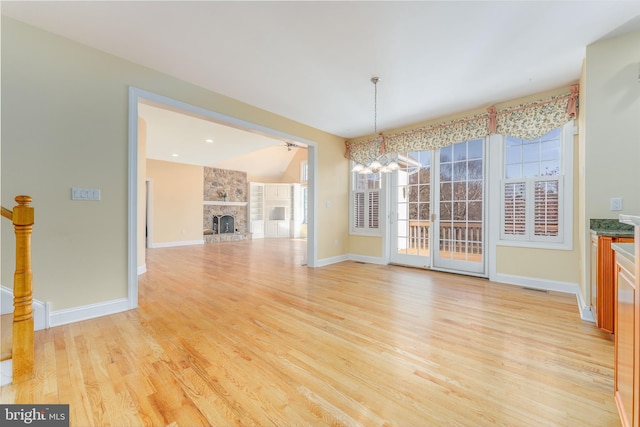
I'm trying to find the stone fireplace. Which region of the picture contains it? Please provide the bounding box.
[203,167,249,243]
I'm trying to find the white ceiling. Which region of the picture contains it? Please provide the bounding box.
[139,101,303,178]
[3,1,640,162]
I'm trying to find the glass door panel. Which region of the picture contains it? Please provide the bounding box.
[433,139,485,274]
[389,139,485,275]
[390,151,431,268]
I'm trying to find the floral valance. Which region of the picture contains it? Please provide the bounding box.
[344,137,385,166]
[384,113,489,154]
[345,84,579,162]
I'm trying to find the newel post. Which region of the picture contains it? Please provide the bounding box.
[12,195,34,382]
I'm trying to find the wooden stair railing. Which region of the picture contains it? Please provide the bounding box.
[1,195,35,383]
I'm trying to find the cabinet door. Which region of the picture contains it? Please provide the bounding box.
[264,185,278,200]
[615,253,636,427]
[251,220,264,238]
[277,220,290,238]
[276,184,291,200]
[598,236,615,333]
[591,235,598,319]
[265,221,278,237]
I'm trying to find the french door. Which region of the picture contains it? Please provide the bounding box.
[389,139,486,276]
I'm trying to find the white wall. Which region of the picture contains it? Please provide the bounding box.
[1,17,346,314]
[584,31,640,219]
[581,31,640,303]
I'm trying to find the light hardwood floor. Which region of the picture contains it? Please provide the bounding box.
[0,239,620,426]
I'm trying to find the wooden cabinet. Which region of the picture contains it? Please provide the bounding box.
[264,184,290,200]
[249,183,265,238]
[250,182,298,239]
[265,220,290,238]
[614,215,640,427]
[591,234,599,323]
[593,233,634,333]
[614,245,636,427]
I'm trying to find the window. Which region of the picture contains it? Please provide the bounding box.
[300,160,308,183]
[351,169,381,235]
[500,124,573,246]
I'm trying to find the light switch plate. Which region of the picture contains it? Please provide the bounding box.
[71,187,101,201]
[610,197,623,211]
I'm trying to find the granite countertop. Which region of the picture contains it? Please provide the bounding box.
[590,218,635,237]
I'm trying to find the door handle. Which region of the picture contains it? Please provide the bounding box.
[431,213,437,222]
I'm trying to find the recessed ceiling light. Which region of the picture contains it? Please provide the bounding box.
[205,138,214,143]
[171,153,179,157]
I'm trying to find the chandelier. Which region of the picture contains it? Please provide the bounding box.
[351,76,399,174]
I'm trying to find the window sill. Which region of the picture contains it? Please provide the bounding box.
[350,231,382,238]
[496,239,573,251]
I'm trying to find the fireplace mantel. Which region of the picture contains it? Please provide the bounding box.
[203,201,248,207]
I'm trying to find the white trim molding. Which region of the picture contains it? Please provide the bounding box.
[348,254,386,265]
[148,239,204,249]
[486,273,594,321]
[1,359,12,386]
[137,264,147,275]
[316,254,350,267]
[128,86,320,278]
[576,286,595,322]
[494,273,578,294]
[49,298,129,328]
[316,254,387,267]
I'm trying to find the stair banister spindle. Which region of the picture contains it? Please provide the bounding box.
[10,195,35,382]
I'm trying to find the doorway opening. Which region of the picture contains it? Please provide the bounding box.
[127,87,319,308]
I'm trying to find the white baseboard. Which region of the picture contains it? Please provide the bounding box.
[576,287,595,322]
[493,273,578,294]
[137,264,147,275]
[317,253,386,267]
[2,286,131,329]
[1,286,48,330]
[316,254,386,267]
[49,298,129,328]
[348,254,386,265]
[316,254,349,267]
[493,273,596,321]
[1,359,12,386]
[148,239,204,248]
[1,286,15,315]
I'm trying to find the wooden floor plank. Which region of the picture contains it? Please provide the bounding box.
[0,239,621,426]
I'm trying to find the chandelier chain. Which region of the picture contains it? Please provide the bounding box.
[350,76,398,174]
[372,77,379,136]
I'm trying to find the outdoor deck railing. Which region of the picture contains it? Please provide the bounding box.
[407,220,483,255]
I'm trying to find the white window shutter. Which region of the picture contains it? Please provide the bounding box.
[503,181,526,237]
[368,191,379,229]
[533,178,561,238]
[354,192,365,229]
